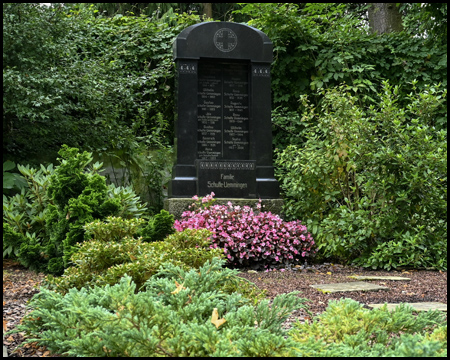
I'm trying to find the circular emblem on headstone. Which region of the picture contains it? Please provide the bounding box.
[213,28,237,52]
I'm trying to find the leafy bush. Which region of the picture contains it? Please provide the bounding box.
[83,216,145,242]
[3,223,24,260]
[45,146,148,275]
[140,209,175,242]
[44,227,224,294]
[11,258,309,357]
[3,161,28,194]
[289,298,447,357]
[3,163,54,239]
[236,3,447,130]
[3,4,203,163]
[3,162,54,268]
[2,145,147,275]
[276,82,447,270]
[174,193,316,270]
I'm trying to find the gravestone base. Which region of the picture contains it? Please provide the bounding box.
[164,198,284,220]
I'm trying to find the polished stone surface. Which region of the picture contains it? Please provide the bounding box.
[170,22,279,199]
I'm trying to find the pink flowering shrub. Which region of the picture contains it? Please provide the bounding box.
[174,193,316,269]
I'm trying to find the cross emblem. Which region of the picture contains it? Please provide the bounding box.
[214,28,237,52]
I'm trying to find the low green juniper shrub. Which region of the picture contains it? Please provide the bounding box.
[174,193,316,270]
[289,298,447,357]
[11,258,309,357]
[45,147,147,274]
[9,261,445,357]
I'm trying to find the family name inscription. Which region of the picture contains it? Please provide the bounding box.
[169,22,279,198]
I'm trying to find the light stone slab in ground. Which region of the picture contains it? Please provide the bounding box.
[3,333,7,357]
[368,302,447,312]
[348,275,410,281]
[310,281,389,293]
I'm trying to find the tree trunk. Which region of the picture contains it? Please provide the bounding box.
[202,3,213,19]
[368,3,403,34]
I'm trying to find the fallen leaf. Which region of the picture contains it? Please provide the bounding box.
[326,272,332,275]
[211,308,226,329]
[3,319,7,332]
[7,336,14,342]
[171,280,186,295]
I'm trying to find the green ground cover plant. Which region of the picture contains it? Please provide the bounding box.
[9,258,309,357]
[289,298,447,357]
[8,258,446,357]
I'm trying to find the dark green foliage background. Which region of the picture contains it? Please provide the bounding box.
[3,3,447,270]
[3,3,201,164]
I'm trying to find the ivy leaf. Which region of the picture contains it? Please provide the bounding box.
[211,308,226,329]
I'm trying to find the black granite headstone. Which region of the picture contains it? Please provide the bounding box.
[170,22,279,198]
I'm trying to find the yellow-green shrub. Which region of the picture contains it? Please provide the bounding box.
[45,228,223,294]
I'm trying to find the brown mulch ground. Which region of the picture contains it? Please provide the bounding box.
[237,263,447,331]
[3,260,447,357]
